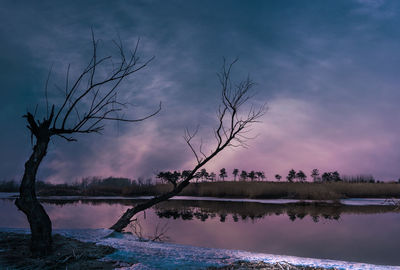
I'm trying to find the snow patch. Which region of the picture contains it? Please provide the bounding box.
[55,229,400,270]
[1,227,399,269]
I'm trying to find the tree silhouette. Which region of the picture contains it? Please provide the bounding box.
[219,168,227,181]
[256,171,265,181]
[248,170,256,181]
[181,170,192,180]
[296,170,306,182]
[209,172,216,182]
[321,172,331,182]
[110,59,266,232]
[311,169,320,182]
[232,168,239,181]
[15,32,160,255]
[199,168,209,181]
[240,170,248,181]
[275,174,282,181]
[194,172,202,183]
[287,169,296,182]
[156,172,167,184]
[332,171,341,182]
[157,171,181,187]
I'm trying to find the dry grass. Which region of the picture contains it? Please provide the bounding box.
[30,180,400,200]
[0,232,119,269]
[176,181,400,200]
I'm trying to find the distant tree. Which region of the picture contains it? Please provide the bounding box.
[321,172,331,182]
[240,170,248,181]
[287,169,296,182]
[248,171,256,181]
[311,169,320,182]
[209,172,216,182]
[320,171,341,182]
[275,174,282,181]
[233,168,239,181]
[219,168,227,181]
[111,59,266,232]
[0,180,18,192]
[171,171,181,184]
[331,171,341,182]
[156,171,181,186]
[137,177,144,186]
[15,32,160,255]
[194,172,202,183]
[181,170,192,180]
[256,171,265,181]
[156,171,167,184]
[81,178,89,188]
[199,168,209,181]
[145,178,152,185]
[296,170,306,182]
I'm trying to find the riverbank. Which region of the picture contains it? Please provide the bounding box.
[3,180,400,200]
[32,181,400,200]
[0,232,120,269]
[1,228,398,270]
[0,231,337,270]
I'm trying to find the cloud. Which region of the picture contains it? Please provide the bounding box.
[208,97,400,181]
[353,0,396,18]
[2,0,400,183]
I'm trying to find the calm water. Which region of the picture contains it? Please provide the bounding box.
[1,196,399,266]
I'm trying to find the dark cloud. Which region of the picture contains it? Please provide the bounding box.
[1,0,400,182]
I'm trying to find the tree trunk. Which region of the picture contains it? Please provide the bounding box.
[15,137,52,256]
[110,180,190,232]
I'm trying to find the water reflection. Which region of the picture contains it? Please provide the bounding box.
[1,197,400,266]
[155,208,341,223]
[151,200,398,223]
[2,197,397,223]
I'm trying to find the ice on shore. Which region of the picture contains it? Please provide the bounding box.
[1,192,396,206]
[2,228,398,270]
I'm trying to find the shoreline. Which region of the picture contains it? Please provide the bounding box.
[1,228,398,270]
[0,231,119,269]
[0,231,335,270]
[3,181,400,201]
[1,192,398,207]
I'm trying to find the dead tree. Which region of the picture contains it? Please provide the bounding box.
[15,32,160,256]
[110,59,266,232]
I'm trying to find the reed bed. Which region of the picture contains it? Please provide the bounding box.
[3,179,400,200]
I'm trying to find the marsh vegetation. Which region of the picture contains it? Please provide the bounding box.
[2,178,399,200]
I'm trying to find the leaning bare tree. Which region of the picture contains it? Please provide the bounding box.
[110,59,266,232]
[15,32,160,256]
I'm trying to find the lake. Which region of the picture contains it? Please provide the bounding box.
[1,194,399,266]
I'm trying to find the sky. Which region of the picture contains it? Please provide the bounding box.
[1,0,400,183]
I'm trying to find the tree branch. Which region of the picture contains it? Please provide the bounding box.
[21,31,161,142]
[110,59,266,232]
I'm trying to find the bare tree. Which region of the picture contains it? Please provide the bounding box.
[232,168,239,181]
[15,32,160,256]
[110,59,266,232]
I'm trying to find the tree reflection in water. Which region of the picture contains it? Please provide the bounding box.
[3,197,398,224]
[148,200,398,223]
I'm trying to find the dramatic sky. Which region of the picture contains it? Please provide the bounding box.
[1,0,400,183]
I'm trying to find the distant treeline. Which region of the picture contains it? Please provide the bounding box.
[0,169,390,194]
[1,176,400,200]
[0,170,384,194]
[0,177,147,196]
[156,168,383,184]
